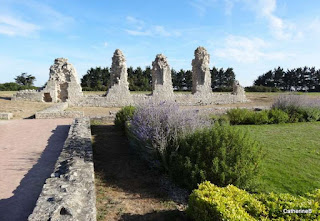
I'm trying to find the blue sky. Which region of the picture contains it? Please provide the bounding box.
[1,0,320,86]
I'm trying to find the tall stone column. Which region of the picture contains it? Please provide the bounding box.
[191,47,212,95]
[151,54,174,99]
[105,49,131,104]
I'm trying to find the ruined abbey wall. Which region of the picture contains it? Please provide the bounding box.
[12,47,247,107]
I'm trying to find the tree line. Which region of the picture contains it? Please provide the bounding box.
[0,73,38,91]
[253,66,320,92]
[80,66,236,91]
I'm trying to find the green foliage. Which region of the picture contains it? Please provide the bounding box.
[210,114,230,126]
[211,67,235,91]
[114,106,136,131]
[14,73,36,86]
[170,126,262,190]
[188,181,320,221]
[81,67,110,91]
[227,108,290,125]
[268,109,289,124]
[0,82,38,91]
[227,108,252,125]
[245,86,281,92]
[254,66,320,92]
[303,107,320,122]
[252,110,270,125]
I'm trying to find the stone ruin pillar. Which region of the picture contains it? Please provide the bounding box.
[42,58,83,103]
[105,49,131,104]
[232,80,245,95]
[151,54,174,99]
[191,47,212,95]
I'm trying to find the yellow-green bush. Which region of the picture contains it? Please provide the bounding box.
[188,181,320,221]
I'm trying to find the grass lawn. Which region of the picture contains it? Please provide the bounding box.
[236,122,320,196]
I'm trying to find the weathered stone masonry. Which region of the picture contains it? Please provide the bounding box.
[12,47,247,107]
[28,118,96,221]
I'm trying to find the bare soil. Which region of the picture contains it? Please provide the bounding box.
[92,123,189,221]
[0,91,53,119]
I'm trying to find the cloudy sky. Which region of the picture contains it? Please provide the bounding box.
[1,0,320,86]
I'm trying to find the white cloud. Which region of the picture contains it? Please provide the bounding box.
[104,42,109,47]
[189,0,217,16]
[247,0,301,40]
[125,16,180,37]
[0,15,40,37]
[213,35,292,63]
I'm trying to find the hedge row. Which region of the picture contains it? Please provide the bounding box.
[223,107,320,125]
[188,181,320,221]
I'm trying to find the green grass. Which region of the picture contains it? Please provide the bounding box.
[236,122,320,196]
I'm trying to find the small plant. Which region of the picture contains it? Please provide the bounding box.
[252,110,269,125]
[114,105,136,131]
[169,125,262,190]
[227,108,252,125]
[268,108,289,124]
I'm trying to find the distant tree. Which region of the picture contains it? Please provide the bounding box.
[253,66,320,92]
[15,73,36,86]
[81,67,110,90]
[211,67,235,91]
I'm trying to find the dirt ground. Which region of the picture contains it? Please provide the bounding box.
[92,123,189,221]
[0,91,53,119]
[3,91,319,120]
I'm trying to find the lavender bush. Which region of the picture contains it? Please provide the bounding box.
[272,94,320,109]
[272,94,320,122]
[129,101,211,170]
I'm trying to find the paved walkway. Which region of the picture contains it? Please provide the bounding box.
[0,119,73,221]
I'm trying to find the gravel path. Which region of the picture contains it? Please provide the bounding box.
[0,119,73,221]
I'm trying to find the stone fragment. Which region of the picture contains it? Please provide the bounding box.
[232,80,245,96]
[191,47,212,94]
[152,54,174,98]
[105,49,132,104]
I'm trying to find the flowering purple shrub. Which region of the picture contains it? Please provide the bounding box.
[129,101,211,170]
[272,94,320,122]
[272,94,320,109]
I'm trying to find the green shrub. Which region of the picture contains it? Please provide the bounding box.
[245,86,281,92]
[252,110,269,125]
[188,181,320,221]
[210,114,230,126]
[227,108,252,125]
[268,109,289,124]
[303,107,320,122]
[227,108,270,125]
[169,125,262,190]
[114,105,136,131]
[0,82,38,91]
[187,181,267,221]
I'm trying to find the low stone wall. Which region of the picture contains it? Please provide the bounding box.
[0,113,13,120]
[70,92,247,107]
[36,103,84,119]
[28,117,96,221]
[11,90,44,102]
